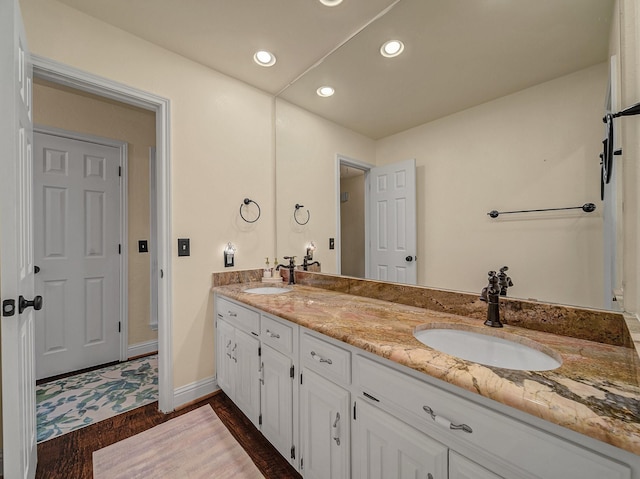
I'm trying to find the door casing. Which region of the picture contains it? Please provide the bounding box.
[32,55,174,413]
[335,155,373,277]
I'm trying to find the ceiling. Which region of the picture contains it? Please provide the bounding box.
[56,0,614,139]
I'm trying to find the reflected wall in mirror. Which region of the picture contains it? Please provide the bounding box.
[276,0,619,310]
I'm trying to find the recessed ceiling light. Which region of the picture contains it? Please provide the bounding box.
[380,40,405,58]
[253,50,276,67]
[319,0,343,6]
[317,86,335,97]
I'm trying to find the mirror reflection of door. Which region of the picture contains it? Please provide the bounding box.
[340,164,366,278]
[368,159,417,285]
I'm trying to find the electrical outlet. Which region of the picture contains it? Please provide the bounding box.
[178,238,190,256]
[138,240,148,253]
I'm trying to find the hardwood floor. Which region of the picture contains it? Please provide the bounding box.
[36,391,302,479]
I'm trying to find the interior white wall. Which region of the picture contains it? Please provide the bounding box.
[376,63,608,308]
[618,0,640,316]
[19,0,276,390]
[275,99,376,268]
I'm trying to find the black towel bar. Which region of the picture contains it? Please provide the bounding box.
[488,203,596,218]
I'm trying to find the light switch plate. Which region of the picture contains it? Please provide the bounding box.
[178,238,190,256]
[138,240,148,253]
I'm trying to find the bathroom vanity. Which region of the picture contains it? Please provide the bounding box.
[212,272,640,479]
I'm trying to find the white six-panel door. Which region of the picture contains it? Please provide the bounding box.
[368,158,417,284]
[33,132,121,379]
[0,0,37,476]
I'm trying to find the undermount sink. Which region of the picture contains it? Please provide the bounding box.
[243,287,292,295]
[413,324,562,371]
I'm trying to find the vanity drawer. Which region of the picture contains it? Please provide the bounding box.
[261,314,295,356]
[354,354,630,479]
[216,296,259,336]
[301,331,351,386]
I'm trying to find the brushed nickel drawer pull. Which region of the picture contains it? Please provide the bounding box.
[266,329,281,339]
[332,412,341,445]
[228,311,237,317]
[310,351,332,364]
[231,343,238,363]
[422,405,472,433]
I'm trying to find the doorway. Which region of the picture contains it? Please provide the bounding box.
[336,156,372,278]
[32,55,174,413]
[340,164,366,277]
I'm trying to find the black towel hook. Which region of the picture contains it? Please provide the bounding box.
[294,203,310,225]
[240,198,261,223]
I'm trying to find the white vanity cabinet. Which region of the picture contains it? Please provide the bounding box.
[215,294,637,479]
[215,296,299,466]
[449,452,504,479]
[215,297,261,427]
[353,398,448,479]
[299,331,352,479]
[259,313,298,463]
[354,353,632,479]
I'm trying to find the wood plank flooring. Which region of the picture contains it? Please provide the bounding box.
[36,391,302,479]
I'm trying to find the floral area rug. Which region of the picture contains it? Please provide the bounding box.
[36,355,158,443]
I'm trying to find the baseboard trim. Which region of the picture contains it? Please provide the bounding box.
[127,340,159,359]
[173,376,219,409]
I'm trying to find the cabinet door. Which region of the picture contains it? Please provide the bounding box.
[300,368,350,479]
[234,328,261,427]
[260,344,294,462]
[449,451,504,479]
[216,317,235,396]
[353,399,448,479]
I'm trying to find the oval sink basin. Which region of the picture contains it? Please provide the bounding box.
[413,325,561,371]
[243,287,292,295]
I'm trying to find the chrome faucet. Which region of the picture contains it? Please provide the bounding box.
[480,271,503,327]
[276,256,297,285]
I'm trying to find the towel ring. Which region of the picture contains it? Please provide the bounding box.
[294,203,310,225]
[240,198,261,223]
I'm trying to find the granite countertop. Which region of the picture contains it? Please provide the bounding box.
[213,280,640,456]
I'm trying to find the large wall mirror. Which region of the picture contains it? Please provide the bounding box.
[275,0,620,311]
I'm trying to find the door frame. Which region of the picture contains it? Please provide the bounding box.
[335,155,374,277]
[31,54,174,413]
[34,126,130,363]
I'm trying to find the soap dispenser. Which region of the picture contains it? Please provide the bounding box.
[264,257,272,278]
